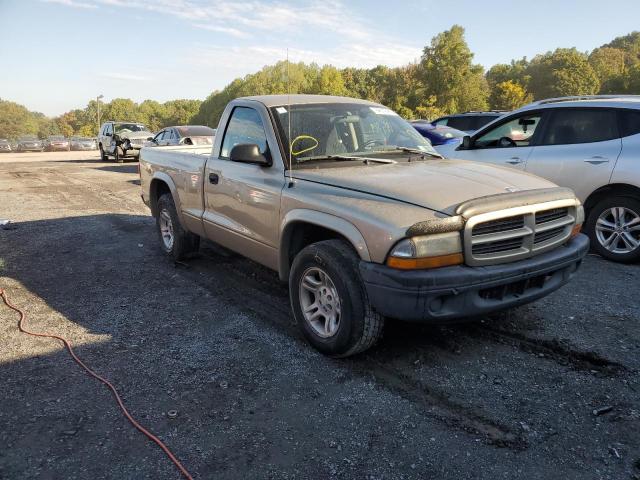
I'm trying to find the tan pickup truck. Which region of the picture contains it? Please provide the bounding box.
[139,95,589,357]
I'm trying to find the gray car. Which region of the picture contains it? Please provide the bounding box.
[149,125,215,147]
[16,136,43,152]
[438,95,640,263]
[0,139,11,153]
[70,136,97,151]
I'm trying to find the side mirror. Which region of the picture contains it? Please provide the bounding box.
[461,135,474,150]
[105,132,112,137]
[229,144,271,166]
[147,137,154,141]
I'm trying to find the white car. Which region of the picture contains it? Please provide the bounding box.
[438,95,640,263]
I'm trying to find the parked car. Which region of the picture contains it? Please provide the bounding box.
[139,94,588,357]
[432,111,507,134]
[70,136,97,151]
[98,121,153,162]
[16,136,44,152]
[437,95,640,263]
[0,139,11,153]
[410,121,466,149]
[148,125,216,147]
[44,135,70,152]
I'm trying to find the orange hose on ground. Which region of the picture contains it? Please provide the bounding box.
[0,288,193,480]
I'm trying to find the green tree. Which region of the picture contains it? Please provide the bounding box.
[589,47,627,93]
[419,25,489,114]
[526,48,600,99]
[0,99,41,139]
[489,80,533,110]
[602,31,640,66]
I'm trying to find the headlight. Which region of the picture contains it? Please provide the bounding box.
[386,231,463,270]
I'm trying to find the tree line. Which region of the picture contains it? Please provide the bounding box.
[2,26,640,140]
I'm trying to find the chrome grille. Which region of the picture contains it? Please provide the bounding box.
[536,208,569,224]
[465,201,577,266]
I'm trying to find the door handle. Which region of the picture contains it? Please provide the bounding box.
[584,156,609,165]
[506,157,524,165]
[209,173,219,184]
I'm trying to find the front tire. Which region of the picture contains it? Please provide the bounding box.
[289,239,384,357]
[586,196,640,263]
[156,193,200,261]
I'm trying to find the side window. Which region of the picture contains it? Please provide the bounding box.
[154,131,164,142]
[540,109,618,145]
[447,117,473,131]
[221,107,268,158]
[475,113,542,148]
[433,118,448,126]
[619,110,640,137]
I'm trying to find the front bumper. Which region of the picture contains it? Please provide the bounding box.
[360,234,589,322]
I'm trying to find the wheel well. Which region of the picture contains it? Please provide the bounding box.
[149,179,171,217]
[584,184,640,216]
[280,222,357,281]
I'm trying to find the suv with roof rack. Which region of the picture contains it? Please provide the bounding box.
[437,95,640,263]
[431,111,508,134]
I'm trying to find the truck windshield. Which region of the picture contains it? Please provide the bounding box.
[271,103,438,165]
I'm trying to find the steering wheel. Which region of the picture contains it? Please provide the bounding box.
[497,136,517,148]
[363,139,385,149]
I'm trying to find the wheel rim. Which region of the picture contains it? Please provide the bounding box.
[595,206,640,254]
[298,267,342,338]
[159,209,174,250]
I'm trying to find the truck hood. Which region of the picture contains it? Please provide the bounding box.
[292,159,558,215]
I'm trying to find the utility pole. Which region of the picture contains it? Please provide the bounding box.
[97,94,104,135]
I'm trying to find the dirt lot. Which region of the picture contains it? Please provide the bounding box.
[0,151,638,480]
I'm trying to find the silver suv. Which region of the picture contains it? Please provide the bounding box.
[438,96,640,263]
[98,121,153,162]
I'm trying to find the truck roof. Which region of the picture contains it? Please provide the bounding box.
[240,94,381,107]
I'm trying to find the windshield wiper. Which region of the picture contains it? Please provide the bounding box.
[383,146,444,159]
[297,155,396,164]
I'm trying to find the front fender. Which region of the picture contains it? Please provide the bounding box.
[279,209,371,281]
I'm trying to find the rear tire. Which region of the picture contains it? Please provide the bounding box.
[99,145,108,161]
[585,195,640,263]
[289,239,384,357]
[156,193,200,261]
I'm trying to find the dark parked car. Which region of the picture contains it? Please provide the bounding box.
[16,136,44,152]
[410,121,466,147]
[148,125,216,147]
[44,135,70,152]
[0,139,11,153]
[431,111,507,134]
[70,136,97,151]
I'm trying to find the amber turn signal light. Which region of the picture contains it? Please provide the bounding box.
[386,253,464,270]
[570,223,583,238]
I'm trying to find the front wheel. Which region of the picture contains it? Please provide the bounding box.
[585,196,640,263]
[156,193,200,261]
[289,239,384,357]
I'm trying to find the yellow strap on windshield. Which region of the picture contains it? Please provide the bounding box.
[290,135,319,156]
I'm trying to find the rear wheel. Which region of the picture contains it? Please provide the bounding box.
[586,196,640,263]
[289,239,384,357]
[156,193,200,261]
[99,145,108,161]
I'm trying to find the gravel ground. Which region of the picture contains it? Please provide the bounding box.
[0,151,638,480]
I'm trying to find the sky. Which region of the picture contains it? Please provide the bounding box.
[1,0,640,116]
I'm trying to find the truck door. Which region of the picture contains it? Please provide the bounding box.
[203,105,286,270]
